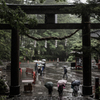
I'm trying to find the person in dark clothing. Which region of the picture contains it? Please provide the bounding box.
[43,63,45,70]
[35,63,38,75]
[44,82,53,97]
[38,67,41,74]
[58,84,64,100]
[71,80,80,96]
[48,86,53,96]
[63,67,68,79]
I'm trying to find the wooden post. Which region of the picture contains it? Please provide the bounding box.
[45,14,56,24]
[82,15,92,95]
[10,28,20,97]
[95,77,99,99]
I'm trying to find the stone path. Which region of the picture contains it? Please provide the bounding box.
[6,95,95,100]
[1,62,98,100]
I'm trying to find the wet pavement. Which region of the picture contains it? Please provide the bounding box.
[1,62,100,100]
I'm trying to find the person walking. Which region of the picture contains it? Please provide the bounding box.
[44,82,53,97]
[63,67,68,79]
[48,86,53,96]
[71,80,80,96]
[58,84,64,100]
[33,71,36,84]
[35,62,38,75]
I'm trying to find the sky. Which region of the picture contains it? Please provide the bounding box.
[80,0,86,2]
[69,0,86,3]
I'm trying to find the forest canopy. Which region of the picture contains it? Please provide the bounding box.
[0,0,100,63]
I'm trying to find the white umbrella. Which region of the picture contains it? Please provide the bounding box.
[37,61,42,63]
[34,60,38,62]
[41,61,45,64]
[57,79,67,85]
[42,59,46,61]
[38,64,44,67]
[34,60,42,63]
[62,65,68,68]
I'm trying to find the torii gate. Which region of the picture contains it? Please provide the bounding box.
[1,4,100,97]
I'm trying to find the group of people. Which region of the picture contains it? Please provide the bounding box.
[34,62,80,99]
[44,82,65,100]
[35,62,45,76]
[45,66,80,99]
[32,62,45,84]
[44,66,68,100]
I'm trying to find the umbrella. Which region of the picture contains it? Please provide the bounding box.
[34,60,42,63]
[34,60,38,62]
[38,64,44,67]
[42,59,46,61]
[44,81,53,88]
[71,80,80,86]
[62,65,68,68]
[41,61,45,64]
[37,61,42,63]
[57,79,67,85]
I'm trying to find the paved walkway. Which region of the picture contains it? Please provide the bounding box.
[6,95,96,100]
[1,62,99,100]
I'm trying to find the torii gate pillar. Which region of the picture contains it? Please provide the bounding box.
[10,28,20,97]
[82,15,92,95]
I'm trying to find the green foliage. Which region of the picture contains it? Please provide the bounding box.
[1,0,100,62]
[61,2,100,19]
[67,55,75,62]
[0,0,37,35]
[19,56,24,62]
[0,79,7,93]
[39,0,45,3]
[20,46,34,61]
[91,37,100,63]
[0,30,11,61]
[0,0,38,61]
[0,96,7,100]
[0,61,3,65]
